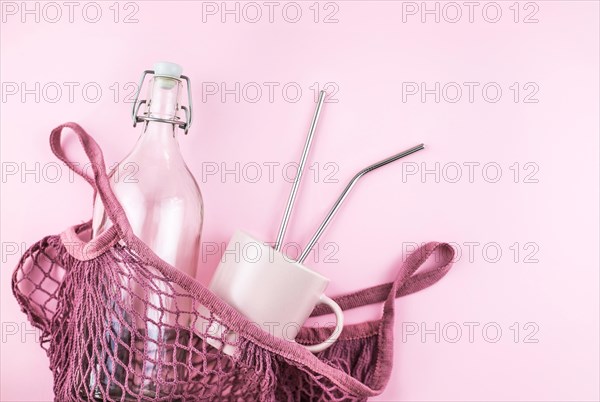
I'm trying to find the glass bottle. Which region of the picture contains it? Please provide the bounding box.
[89,62,203,399]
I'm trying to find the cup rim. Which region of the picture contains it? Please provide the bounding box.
[233,229,331,285]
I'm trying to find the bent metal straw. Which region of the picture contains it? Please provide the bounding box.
[297,144,425,263]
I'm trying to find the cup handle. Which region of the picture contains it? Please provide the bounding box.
[304,295,344,353]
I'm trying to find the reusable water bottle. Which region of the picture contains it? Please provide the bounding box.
[89,62,203,399]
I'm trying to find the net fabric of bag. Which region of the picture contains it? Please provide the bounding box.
[12,123,455,401]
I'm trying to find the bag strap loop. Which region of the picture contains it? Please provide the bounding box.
[310,242,455,316]
[50,123,135,245]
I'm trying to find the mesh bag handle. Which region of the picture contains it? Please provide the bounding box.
[49,122,136,259]
[311,242,454,317]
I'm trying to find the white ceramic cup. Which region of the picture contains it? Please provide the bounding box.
[203,230,344,355]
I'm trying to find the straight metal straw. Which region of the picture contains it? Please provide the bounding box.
[297,143,425,263]
[274,90,327,251]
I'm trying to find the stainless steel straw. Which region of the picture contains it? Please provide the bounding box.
[274,90,327,251]
[296,144,425,263]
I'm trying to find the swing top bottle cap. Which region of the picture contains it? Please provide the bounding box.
[153,61,183,79]
[153,62,182,90]
[132,61,192,132]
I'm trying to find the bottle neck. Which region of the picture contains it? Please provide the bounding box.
[138,121,180,152]
[134,76,184,158]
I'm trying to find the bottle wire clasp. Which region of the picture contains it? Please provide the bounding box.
[131,70,194,134]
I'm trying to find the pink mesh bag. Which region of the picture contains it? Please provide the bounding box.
[12,123,455,401]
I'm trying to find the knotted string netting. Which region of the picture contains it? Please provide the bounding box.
[12,123,454,401]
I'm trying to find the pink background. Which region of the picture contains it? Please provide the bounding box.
[1,1,599,400]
